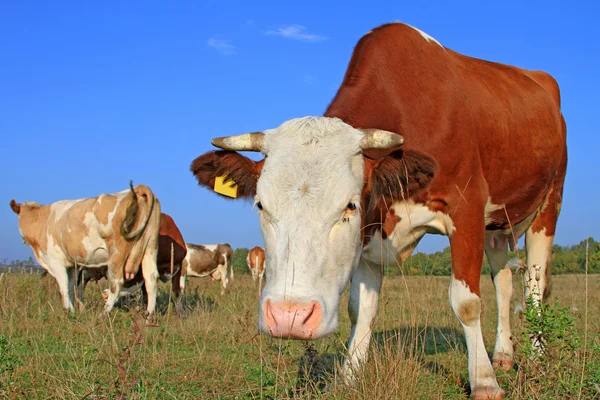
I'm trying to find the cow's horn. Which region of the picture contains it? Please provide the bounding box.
[359,129,404,150]
[211,132,264,152]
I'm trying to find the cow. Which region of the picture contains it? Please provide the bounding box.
[10,181,163,318]
[189,23,567,399]
[180,243,233,296]
[246,246,266,283]
[74,213,188,316]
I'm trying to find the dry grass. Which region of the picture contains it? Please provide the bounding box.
[0,272,598,399]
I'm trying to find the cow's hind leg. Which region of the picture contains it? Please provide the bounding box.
[525,140,566,306]
[103,266,123,314]
[55,265,76,313]
[339,258,382,385]
[485,234,514,371]
[63,267,78,313]
[141,247,159,320]
[525,217,559,307]
[450,207,504,399]
[218,264,229,295]
[75,268,85,310]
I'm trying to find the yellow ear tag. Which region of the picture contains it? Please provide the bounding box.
[214,175,238,198]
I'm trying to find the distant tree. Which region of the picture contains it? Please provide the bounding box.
[382,237,599,277]
[232,248,250,275]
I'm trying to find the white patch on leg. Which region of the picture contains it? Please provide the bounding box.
[340,259,382,385]
[485,234,514,367]
[525,227,553,305]
[141,249,159,316]
[449,276,501,394]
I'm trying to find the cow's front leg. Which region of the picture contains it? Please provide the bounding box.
[450,208,505,399]
[340,258,382,385]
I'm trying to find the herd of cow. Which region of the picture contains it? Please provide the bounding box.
[9,22,568,399]
[10,185,266,318]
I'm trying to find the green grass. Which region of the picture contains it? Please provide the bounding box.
[0,272,598,399]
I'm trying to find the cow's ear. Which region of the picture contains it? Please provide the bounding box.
[190,150,264,200]
[365,149,437,206]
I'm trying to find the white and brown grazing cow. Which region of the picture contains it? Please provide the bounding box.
[75,213,188,316]
[190,23,567,399]
[246,246,265,282]
[10,181,162,317]
[180,243,233,296]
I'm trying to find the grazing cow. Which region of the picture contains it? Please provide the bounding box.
[189,23,567,399]
[181,243,233,295]
[246,246,266,282]
[75,213,188,316]
[10,182,162,317]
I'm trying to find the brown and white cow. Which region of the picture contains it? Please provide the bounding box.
[189,23,567,398]
[246,246,266,283]
[75,213,188,316]
[10,182,163,317]
[180,243,233,296]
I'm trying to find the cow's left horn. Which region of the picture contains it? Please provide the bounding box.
[359,129,404,150]
[211,132,265,152]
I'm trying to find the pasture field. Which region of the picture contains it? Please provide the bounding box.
[0,272,598,399]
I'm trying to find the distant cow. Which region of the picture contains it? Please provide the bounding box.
[10,181,162,317]
[181,243,233,295]
[246,246,265,282]
[75,213,187,316]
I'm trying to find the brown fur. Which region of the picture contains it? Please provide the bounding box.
[190,22,567,297]
[9,199,20,214]
[183,243,233,276]
[77,213,187,310]
[190,151,265,200]
[120,181,139,238]
[248,246,266,277]
[458,298,481,326]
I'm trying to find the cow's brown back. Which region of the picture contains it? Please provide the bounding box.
[325,23,566,233]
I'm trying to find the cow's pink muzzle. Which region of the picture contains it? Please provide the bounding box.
[264,300,322,340]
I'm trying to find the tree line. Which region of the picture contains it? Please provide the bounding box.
[2,238,598,276]
[387,237,599,277]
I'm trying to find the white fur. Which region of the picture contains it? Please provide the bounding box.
[484,198,503,225]
[405,23,443,48]
[256,117,365,339]
[340,258,382,385]
[449,276,502,394]
[484,234,514,364]
[524,227,553,305]
[363,200,455,265]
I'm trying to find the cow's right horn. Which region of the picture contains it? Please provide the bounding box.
[359,129,404,150]
[212,132,264,152]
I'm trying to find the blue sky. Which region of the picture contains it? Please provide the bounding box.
[1,1,598,262]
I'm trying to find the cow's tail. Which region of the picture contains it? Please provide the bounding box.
[255,254,259,279]
[9,200,21,214]
[120,181,156,241]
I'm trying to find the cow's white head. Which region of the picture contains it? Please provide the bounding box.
[191,116,435,339]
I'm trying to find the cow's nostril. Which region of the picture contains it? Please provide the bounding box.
[264,300,322,339]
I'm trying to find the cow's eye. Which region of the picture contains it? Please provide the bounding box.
[256,202,263,211]
[347,202,356,211]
